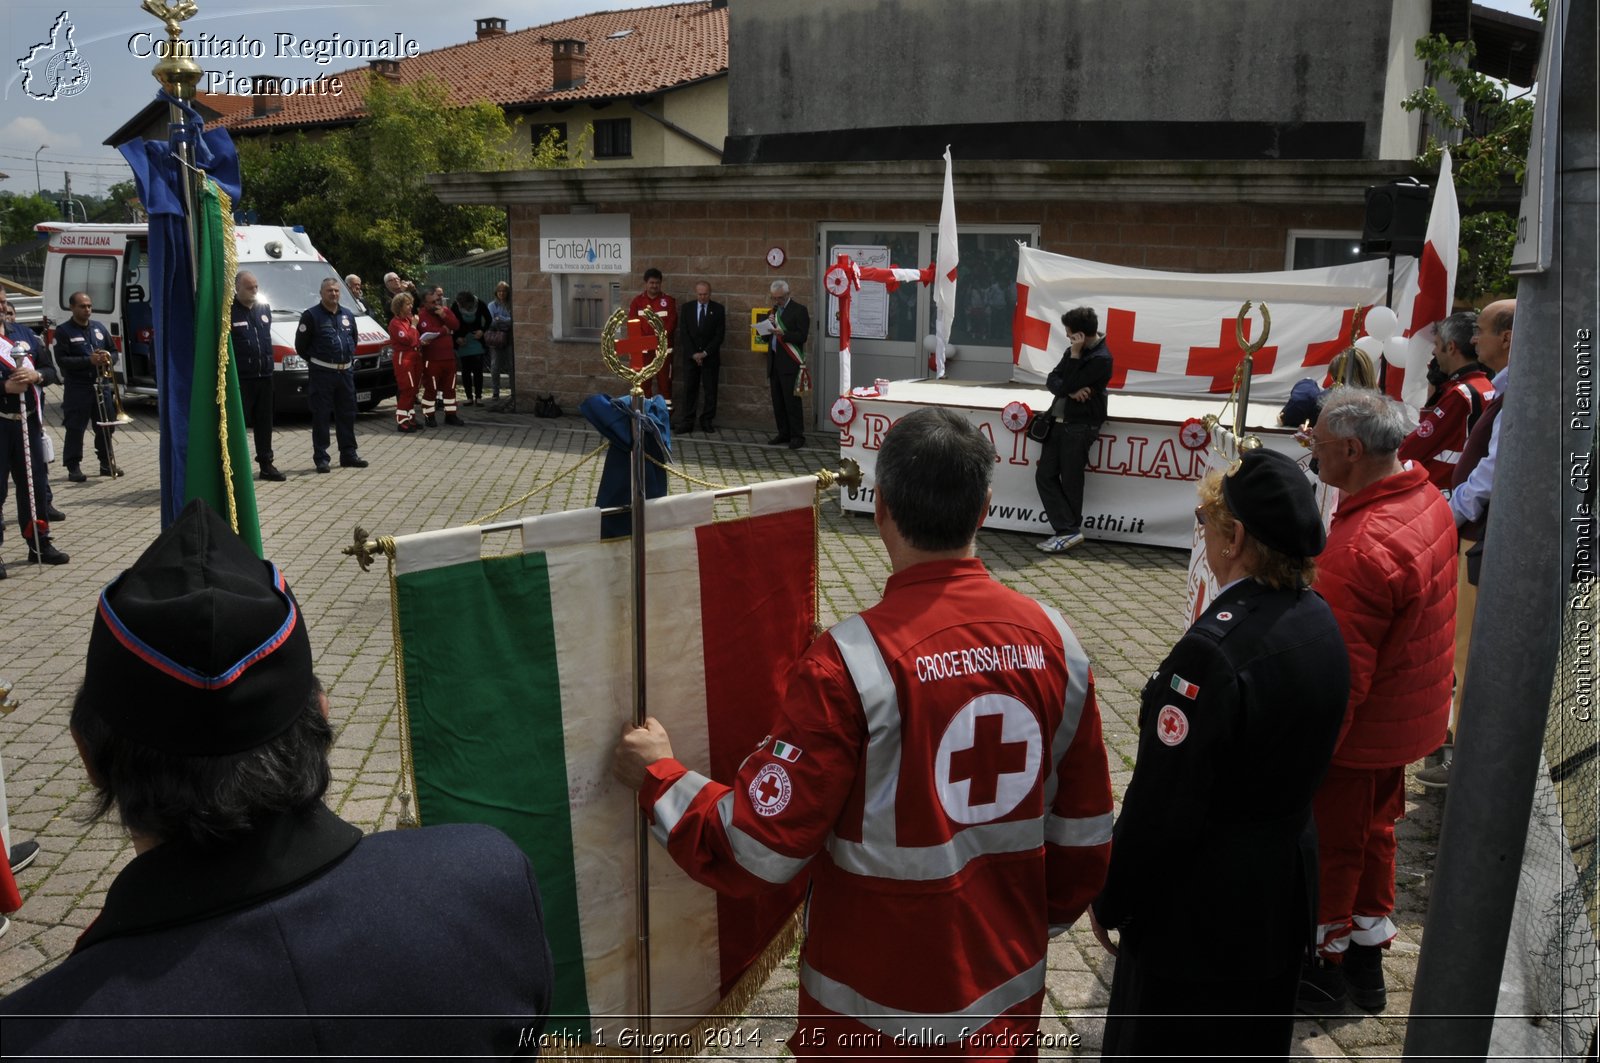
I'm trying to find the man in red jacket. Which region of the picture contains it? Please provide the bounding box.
[418,287,462,427]
[614,408,1113,1058]
[1300,387,1457,1014]
[1397,311,1495,491]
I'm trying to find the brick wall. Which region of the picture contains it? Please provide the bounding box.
[506,199,1362,428]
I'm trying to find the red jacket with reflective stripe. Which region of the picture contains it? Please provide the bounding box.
[1315,465,1457,768]
[1397,368,1495,490]
[639,558,1113,1056]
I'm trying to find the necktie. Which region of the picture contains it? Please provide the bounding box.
[698,304,705,326]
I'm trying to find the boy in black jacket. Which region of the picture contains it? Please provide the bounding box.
[1036,306,1114,553]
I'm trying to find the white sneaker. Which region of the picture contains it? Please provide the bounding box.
[1037,532,1085,554]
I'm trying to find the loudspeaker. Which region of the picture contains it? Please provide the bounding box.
[1361,182,1430,256]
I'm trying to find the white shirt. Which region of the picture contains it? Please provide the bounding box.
[1449,365,1511,529]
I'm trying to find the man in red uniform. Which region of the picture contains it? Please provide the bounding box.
[627,268,676,400]
[1300,387,1457,1014]
[1397,310,1494,491]
[615,408,1114,1058]
[417,286,462,427]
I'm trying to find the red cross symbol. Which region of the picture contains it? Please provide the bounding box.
[1185,316,1279,393]
[615,318,659,370]
[1010,283,1052,362]
[756,773,783,804]
[949,713,1030,807]
[1302,307,1362,372]
[1104,307,1162,388]
[1161,713,1182,737]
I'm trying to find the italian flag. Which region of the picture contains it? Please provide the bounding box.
[389,478,817,1041]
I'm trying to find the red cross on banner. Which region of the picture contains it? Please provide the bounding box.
[1186,317,1279,393]
[1104,307,1162,388]
[1010,284,1052,363]
[615,318,658,370]
[949,713,1030,807]
[1302,307,1362,371]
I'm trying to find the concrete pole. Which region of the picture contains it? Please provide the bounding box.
[1405,0,1597,1056]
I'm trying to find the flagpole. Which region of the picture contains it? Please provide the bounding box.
[144,2,206,292]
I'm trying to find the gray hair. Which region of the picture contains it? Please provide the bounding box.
[1437,310,1476,357]
[384,272,400,285]
[235,270,256,285]
[344,273,362,287]
[769,280,790,298]
[1318,385,1417,455]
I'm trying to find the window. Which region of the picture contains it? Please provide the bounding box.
[1287,230,1375,269]
[531,123,567,152]
[594,118,632,159]
[553,274,622,340]
[59,255,118,313]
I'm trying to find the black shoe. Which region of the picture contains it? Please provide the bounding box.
[1342,943,1387,1011]
[27,539,69,565]
[767,436,790,446]
[1296,955,1349,1014]
[259,464,286,482]
[0,560,7,579]
[788,437,805,449]
[315,462,331,474]
[700,422,717,433]
[340,456,369,469]
[99,462,122,478]
[424,415,437,428]
[445,413,464,426]
[9,840,40,875]
[675,424,694,435]
[44,506,65,521]
[67,465,87,483]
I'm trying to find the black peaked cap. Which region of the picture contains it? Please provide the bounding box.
[1222,448,1327,559]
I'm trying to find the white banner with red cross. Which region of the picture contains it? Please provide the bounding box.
[1010,247,1416,403]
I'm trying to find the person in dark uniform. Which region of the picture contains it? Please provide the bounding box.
[764,279,809,449]
[52,290,121,481]
[675,280,725,434]
[295,277,367,474]
[232,272,284,482]
[0,304,68,574]
[1090,448,1350,1058]
[1,299,64,526]
[0,499,554,1055]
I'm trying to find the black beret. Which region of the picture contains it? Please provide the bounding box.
[81,499,315,756]
[1222,448,1326,559]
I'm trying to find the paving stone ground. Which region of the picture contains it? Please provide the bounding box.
[0,403,1445,1058]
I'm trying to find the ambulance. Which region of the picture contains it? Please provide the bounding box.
[36,222,396,412]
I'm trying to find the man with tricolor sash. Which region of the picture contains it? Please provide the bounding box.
[764,279,810,449]
[616,408,1114,1057]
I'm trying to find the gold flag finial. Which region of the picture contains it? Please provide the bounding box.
[142,0,204,100]
[600,306,670,397]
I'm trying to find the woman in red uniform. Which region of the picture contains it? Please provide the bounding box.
[387,293,423,433]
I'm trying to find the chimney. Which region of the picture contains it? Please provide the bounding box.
[551,38,586,91]
[249,75,282,118]
[710,0,727,8]
[476,17,507,38]
[369,58,401,79]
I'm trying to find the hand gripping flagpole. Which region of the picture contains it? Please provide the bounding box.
[600,304,670,1043]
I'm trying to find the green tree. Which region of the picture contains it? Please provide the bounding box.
[0,193,59,246]
[236,77,580,283]
[1401,2,1545,300]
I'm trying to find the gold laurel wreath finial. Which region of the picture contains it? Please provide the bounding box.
[600,307,670,396]
[1234,300,1272,355]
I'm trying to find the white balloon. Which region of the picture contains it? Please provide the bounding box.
[1363,305,1399,342]
[1382,335,1410,362]
[1354,335,1385,358]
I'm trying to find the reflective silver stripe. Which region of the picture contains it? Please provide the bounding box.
[1436,449,1463,463]
[309,357,352,370]
[717,791,812,884]
[1044,810,1113,847]
[650,770,710,847]
[1038,605,1092,808]
[828,818,1043,880]
[800,958,1047,1041]
[828,614,900,849]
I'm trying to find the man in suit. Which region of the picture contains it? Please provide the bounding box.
[675,281,725,434]
[0,500,554,1055]
[765,279,809,449]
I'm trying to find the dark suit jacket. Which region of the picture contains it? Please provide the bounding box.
[767,298,809,374]
[677,299,725,360]
[1093,579,1349,977]
[0,805,554,1057]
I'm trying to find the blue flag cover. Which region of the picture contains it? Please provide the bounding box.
[117,92,243,530]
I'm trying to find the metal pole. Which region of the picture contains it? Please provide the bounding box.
[33,145,45,195]
[1235,353,1252,437]
[629,385,652,1039]
[1405,0,1593,1054]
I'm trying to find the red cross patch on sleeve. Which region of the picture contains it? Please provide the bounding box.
[1156,705,1190,746]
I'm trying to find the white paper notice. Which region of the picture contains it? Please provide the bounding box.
[828,245,891,341]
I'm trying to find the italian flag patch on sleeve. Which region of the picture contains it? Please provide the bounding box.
[1170,675,1200,699]
[771,740,803,763]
